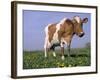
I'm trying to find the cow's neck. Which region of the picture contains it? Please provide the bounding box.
[72,19,77,35]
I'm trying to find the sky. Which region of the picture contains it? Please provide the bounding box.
[23,10,91,51]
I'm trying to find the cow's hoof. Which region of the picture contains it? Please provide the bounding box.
[53,52,56,57]
[53,54,56,57]
[44,56,47,58]
[61,56,65,60]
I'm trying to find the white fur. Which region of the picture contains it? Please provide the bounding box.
[51,18,67,44]
[60,38,67,47]
[74,16,80,23]
[60,18,67,24]
[51,23,60,44]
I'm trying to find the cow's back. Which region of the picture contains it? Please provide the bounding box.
[45,19,74,44]
[45,23,57,42]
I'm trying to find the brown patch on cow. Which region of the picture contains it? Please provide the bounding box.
[47,19,75,44]
[47,17,87,44]
[58,19,74,43]
[48,23,57,42]
[44,17,88,59]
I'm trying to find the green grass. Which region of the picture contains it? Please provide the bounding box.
[23,48,90,69]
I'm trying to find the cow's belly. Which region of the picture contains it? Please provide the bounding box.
[51,38,60,45]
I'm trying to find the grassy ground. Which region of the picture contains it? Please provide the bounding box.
[23,48,90,69]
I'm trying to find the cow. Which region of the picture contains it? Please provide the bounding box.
[44,16,88,60]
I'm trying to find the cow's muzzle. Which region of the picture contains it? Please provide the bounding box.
[79,32,84,37]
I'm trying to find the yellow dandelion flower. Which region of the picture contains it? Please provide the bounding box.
[58,63,65,67]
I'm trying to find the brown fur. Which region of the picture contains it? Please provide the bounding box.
[48,24,57,42]
[48,19,74,44]
[44,17,88,59]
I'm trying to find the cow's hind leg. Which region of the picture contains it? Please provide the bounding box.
[44,46,47,58]
[44,37,52,58]
[50,45,56,57]
[44,37,48,58]
[67,44,71,57]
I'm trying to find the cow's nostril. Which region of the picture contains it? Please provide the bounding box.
[79,32,84,37]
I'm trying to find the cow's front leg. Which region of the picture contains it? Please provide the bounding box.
[63,37,71,58]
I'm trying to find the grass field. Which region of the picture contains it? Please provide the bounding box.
[23,48,90,69]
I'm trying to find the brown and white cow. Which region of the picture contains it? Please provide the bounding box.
[44,16,88,60]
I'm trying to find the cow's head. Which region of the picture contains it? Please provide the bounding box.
[73,16,88,37]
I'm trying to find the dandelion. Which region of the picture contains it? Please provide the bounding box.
[58,63,65,68]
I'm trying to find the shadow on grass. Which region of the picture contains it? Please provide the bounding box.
[64,54,89,57]
[57,53,89,58]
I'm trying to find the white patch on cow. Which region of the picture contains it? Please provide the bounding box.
[44,25,48,48]
[51,18,67,45]
[51,23,60,44]
[74,16,80,23]
[60,18,67,24]
[61,38,67,47]
[60,43,64,47]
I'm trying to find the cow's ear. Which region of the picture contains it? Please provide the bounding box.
[82,18,88,23]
